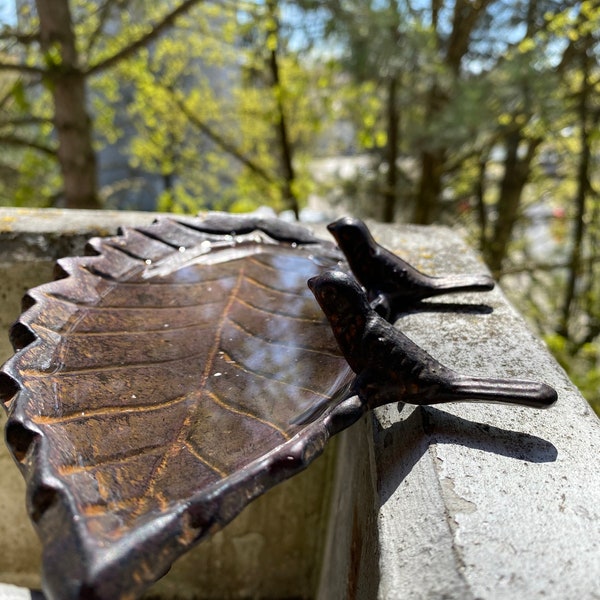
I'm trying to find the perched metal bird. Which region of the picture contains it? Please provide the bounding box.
[327,216,495,320]
[308,270,557,410]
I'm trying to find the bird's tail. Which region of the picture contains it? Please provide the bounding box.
[430,375,557,409]
[427,273,495,297]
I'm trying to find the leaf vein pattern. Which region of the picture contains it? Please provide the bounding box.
[182,439,228,478]
[32,393,190,425]
[227,317,340,358]
[46,291,224,310]
[242,273,309,299]
[233,295,319,323]
[217,346,330,400]
[23,348,212,376]
[57,444,165,476]
[132,268,248,512]
[34,321,215,338]
[204,389,289,440]
[93,274,237,287]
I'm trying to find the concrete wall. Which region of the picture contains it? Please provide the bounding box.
[317,222,600,600]
[0,209,598,599]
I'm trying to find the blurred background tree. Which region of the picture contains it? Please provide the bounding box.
[0,0,598,412]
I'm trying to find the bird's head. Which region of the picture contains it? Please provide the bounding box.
[308,271,371,370]
[327,217,374,254]
[308,271,369,321]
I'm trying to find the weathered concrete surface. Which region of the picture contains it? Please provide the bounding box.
[317,222,600,600]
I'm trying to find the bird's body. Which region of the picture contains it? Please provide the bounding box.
[327,217,494,319]
[308,271,557,410]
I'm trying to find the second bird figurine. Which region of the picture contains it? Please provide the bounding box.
[308,270,557,410]
[328,216,495,320]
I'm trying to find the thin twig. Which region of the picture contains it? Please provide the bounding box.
[85,0,205,76]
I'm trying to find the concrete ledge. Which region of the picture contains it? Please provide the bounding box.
[1,209,599,599]
[317,223,600,599]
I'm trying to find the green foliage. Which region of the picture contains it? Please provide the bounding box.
[546,334,600,413]
[85,0,327,213]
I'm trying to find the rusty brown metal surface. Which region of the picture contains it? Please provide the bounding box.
[0,215,361,600]
[309,270,557,410]
[327,216,495,320]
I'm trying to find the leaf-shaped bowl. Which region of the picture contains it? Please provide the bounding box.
[0,215,361,600]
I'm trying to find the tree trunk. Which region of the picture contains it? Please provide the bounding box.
[35,0,99,209]
[266,1,299,219]
[382,75,399,223]
[413,148,445,224]
[558,43,592,340]
[412,0,494,225]
[482,0,542,276]
[485,130,540,277]
[413,0,444,227]
[270,47,298,219]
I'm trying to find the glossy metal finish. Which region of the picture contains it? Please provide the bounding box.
[309,270,557,409]
[0,216,361,600]
[328,216,495,320]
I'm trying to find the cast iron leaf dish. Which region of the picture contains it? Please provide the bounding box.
[0,215,360,600]
[0,214,557,600]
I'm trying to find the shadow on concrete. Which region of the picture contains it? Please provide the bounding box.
[374,405,558,505]
[421,406,558,463]
[404,300,494,316]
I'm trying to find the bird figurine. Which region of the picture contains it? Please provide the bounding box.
[308,270,557,410]
[327,216,495,320]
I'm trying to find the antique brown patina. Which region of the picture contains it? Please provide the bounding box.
[0,215,556,600]
[0,216,361,599]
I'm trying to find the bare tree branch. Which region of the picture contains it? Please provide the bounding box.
[0,62,45,75]
[0,161,20,175]
[85,0,205,76]
[0,88,13,111]
[501,262,568,276]
[0,116,51,127]
[168,89,276,185]
[84,0,133,58]
[0,134,56,156]
[0,29,40,44]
